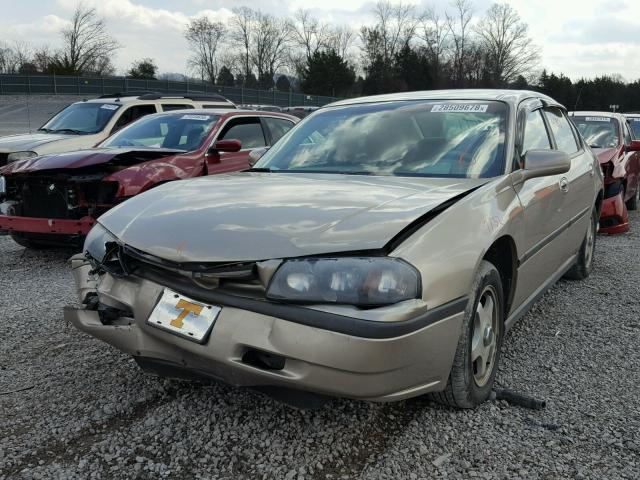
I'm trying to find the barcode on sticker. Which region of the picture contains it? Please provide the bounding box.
[431,104,489,113]
[181,114,210,121]
[585,117,611,122]
[100,104,119,110]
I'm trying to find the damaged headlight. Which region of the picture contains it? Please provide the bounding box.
[266,257,421,306]
[84,223,119,263]
[7,151,37,163]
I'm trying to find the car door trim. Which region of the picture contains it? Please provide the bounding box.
[519,205,590,266]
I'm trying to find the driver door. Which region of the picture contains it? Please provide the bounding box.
[511,101,572,307]
[206,117,267,174]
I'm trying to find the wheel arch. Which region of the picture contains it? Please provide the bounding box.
[482,235,518,319]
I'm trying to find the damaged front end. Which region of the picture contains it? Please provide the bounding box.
[0,149,182,246]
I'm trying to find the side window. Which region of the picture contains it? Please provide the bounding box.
[161,104,194,111]
[264,117,295,144]
[522,110,551,153]
[111,104,157,133]
[544,108,579,154]
[219,118,266,149]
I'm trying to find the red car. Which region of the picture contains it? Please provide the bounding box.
[0,109,298,247]
[571,112,640,234]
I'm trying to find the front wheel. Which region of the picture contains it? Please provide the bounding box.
[564,208,597,280]
[431,260,504,408]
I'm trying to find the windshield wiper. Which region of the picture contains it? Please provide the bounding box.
[50,128,87,135]
[38,127,53,132]
[246,167,272,172]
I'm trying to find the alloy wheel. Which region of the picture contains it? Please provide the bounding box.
[471,285,499,387]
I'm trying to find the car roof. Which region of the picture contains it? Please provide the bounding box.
[145,108,299,121]
[81,95,234,106]
[327,89,560,108]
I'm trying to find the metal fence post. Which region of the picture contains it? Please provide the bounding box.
[27,75,31,94]
[53,73,57,95]
[0,75,3,95]
[186,78,189,93]
[78,76,81,94]
[123,76,127,93]
[101,77,105,95]
[241,85,244,104]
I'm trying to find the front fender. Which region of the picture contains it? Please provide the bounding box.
[390,177,523,309]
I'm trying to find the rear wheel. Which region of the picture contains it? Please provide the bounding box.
[565,208,597,280]
[626,185,639,211]
[431,260,504,408]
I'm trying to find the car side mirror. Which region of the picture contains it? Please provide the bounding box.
[626,140,640,152]
[208,139,242,155]
[248,147,269,166]
[513,149,571,184]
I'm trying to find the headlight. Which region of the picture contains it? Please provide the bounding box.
[84,223,118,263]
[7,151,38,163]
[266,257,421,306]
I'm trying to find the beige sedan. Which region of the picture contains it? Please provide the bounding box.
[65,90,603,408]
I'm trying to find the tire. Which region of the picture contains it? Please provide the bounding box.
[564,208,597,280]
[10,233,45,249]
[626,185,639,211]
[431,260,504,408]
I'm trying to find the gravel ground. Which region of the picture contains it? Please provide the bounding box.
[1,214,639,480]
[0,96,85,136]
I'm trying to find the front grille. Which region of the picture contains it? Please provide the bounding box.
[21,180,70,218]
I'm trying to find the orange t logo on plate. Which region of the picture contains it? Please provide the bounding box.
[170,299,204,329]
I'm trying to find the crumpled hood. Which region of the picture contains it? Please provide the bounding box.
[593,147,618,164]
[0,132,74,151]
[1,148,183,175]
[99,172,487,263]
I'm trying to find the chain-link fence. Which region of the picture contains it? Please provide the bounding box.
[0,74,340,107]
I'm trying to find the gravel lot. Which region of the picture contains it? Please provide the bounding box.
[1,213,639,480]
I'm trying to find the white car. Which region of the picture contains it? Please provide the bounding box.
[0,93,236,165]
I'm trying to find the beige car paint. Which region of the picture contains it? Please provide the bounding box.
[66,90,603,401]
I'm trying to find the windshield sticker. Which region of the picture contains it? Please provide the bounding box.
[181,114,210,121]
[431,104,489,113]
[584,116,611,122]
[100,104,119,110]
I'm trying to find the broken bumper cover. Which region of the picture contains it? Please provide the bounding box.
[599,193,628,234]
[66,258,466,402]
[0,214,96,236]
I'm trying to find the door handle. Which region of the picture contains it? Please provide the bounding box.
[559,177,569,193]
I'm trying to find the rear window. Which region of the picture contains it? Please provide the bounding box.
[628,117,640,138]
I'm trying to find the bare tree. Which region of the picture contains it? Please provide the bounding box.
[291,9,329,60]
[230,7,256,81]
[185,16,226,84]
[372,0,421,63]
[55,3,120,74]
[446,0,474,86]
[326,25,356,60]
[419,8,450,85]
[250,12,291,81]
[475,3,540,85]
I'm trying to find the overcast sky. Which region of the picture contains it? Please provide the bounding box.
[1,0,639,81]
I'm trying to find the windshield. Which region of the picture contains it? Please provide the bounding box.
[41,102,121,134]
[627,117,640,139]
[572,116,619,148]
[101,113,220,150]
[255,100,508,178]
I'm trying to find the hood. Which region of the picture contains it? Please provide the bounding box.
[592,147,618,164]
[1,148,184,175]
[99,172,487,263]
[0,132,75,151]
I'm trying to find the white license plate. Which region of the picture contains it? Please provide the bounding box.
[147,289,221,343]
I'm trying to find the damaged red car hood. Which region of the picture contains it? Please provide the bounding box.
[0,148,184,174]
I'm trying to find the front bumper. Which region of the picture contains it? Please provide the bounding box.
[0,214,96,236]
[599,193,628,234]
[65,257,466,402]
